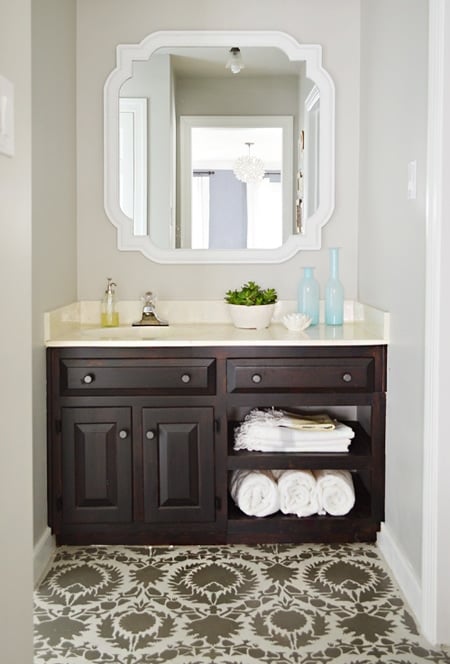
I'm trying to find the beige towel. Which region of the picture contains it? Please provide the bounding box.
[277,411,336,431]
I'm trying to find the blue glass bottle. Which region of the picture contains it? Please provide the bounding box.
[297,266,320,325]
[325,247,344,325]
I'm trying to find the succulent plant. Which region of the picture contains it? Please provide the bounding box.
[225,281,278,306]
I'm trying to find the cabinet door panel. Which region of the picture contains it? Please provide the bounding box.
[143,408,215,523]
[61,407,132,523]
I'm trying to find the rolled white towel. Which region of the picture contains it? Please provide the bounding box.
[230,469,280,517]
[314,469,355,516]
[276,469,319,517]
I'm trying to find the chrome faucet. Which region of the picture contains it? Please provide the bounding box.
[132,291,169,326]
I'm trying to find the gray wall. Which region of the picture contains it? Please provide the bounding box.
[358,0,428,580]
[32,0,77,551]
[0,0,34,660]
[76,0,361,301]
[175,74,300,115]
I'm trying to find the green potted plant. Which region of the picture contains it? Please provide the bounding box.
[225,281,278,329]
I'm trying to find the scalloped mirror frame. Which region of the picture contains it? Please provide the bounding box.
[104,30,335,264]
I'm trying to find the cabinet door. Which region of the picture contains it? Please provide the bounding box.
[61,407,132,524]
[143,407,215,523]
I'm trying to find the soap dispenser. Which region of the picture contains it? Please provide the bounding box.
[101,278,119,327]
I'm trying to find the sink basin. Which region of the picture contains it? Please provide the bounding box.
[81,325,171,340]
[76,322,280,345]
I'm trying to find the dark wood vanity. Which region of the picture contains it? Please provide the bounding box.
[47,343,387,545]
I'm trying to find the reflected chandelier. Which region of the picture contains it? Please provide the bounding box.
[233,142,265,184]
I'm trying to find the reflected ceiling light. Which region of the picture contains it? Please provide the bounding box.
[226,47,244,74]
[233,142,265,184]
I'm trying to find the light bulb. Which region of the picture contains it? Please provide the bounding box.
[226,47,244,75]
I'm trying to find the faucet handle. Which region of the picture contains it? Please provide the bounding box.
[133,290,168,326]
[143,291,155,305]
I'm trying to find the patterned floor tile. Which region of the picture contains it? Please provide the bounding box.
[34,544,450,664]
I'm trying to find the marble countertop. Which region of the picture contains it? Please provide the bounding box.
[45,300,389,347]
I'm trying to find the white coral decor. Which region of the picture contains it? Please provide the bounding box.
[282,313,312,331]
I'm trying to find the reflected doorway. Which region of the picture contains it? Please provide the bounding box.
[190,127,283,249]
[179,116,293,250]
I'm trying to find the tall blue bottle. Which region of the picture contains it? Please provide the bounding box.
[297,266,320,325]
[325,247,344,325]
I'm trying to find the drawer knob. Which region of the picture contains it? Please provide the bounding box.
[118,429,128,439]
[81,373,94,384]
[181,373,191,384]
[342,372,353,383]
[251,373,262,384]
[146,430,155,440]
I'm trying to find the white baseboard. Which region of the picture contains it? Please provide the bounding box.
[377,523,422,625]
[34,527,56,587]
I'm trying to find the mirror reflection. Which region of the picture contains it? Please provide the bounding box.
[180,117,293,250]
[189,126,283,250]
[118,45,317,250]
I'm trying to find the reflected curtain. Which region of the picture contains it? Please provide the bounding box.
[191,175,210,249]
[246,177,282,249]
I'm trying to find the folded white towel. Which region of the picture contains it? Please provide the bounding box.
[230,469,280,517]
[234,420,354,453]
[236,420,354,443]
[314,469,355,516]
[276,469,319,517]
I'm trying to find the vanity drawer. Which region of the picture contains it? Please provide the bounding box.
[60,358,216,395]
[227,357,375,393]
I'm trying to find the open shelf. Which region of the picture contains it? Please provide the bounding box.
[227,420,372,470]
[226,473,377,543]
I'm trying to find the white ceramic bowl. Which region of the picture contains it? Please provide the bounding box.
[227,303,275,329]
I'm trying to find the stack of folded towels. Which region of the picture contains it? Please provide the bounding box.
[230,468,356,517]
[233,408,355,453]
[230,409,356,518]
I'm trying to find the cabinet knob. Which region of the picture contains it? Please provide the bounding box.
[251,373,262,384]
[118,429,128,439]
[146,430,155,440]
[81,373,94,384]
[342,372,353,383]
[181,373,191,384]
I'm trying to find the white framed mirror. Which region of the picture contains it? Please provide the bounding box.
[104,30,335,264]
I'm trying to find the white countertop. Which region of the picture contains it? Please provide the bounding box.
[44,300,389,347]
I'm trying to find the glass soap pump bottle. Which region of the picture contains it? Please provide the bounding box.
[101,278,119,327]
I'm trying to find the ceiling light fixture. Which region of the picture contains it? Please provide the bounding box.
[233,142,265,184]
[226,47,244,74]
